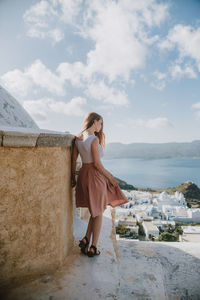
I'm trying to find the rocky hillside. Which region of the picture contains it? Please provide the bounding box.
[115,177,136,190]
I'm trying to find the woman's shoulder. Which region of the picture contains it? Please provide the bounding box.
[91,135,100,146]
[75,132,84,141]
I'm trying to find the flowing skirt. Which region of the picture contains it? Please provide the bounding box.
[75,162,129,218]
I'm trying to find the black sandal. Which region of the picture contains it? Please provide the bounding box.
[79,236,89,255]
[79,236,89,248]
[87,245,101,257]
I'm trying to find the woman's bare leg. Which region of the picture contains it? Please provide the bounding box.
[85,215,93,241]
[90,214,103,253]
[80,215,93,244]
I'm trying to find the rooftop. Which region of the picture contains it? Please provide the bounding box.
[182,226,200,234]
[143,221,160,231]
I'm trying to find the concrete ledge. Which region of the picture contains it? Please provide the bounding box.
[0,127,75,147]
[2,130,39,147]
[36,133,74,147]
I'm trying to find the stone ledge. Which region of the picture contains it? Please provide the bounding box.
[0,127,75,147]
[2,130,39,147]
[36,132,74,147]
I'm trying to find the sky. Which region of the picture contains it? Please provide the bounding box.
[0,0,200,144]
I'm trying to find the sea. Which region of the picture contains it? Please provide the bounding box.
[102,157,200,189]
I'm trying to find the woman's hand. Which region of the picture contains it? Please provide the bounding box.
[109,176,119,187]
[71,175,77,188]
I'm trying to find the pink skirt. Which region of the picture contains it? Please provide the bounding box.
[75,162,129,217]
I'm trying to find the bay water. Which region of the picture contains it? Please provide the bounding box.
[102,157,200,189]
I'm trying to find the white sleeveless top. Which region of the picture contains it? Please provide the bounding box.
[75,134,104,163]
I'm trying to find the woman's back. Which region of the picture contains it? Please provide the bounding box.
[75,134,104,163]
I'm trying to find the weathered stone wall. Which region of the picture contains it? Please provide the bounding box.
[0,130,75,288]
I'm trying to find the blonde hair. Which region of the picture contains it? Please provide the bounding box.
[77,112,105,149]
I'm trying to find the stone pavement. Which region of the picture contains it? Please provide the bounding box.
[2,207,200,300]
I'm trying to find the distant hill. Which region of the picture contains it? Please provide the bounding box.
[115,177,136,190]
[104,140,200,159]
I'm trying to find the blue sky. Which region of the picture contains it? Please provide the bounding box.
[0,0,200,144]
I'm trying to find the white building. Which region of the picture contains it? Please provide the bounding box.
[147,206,160,218]
[180,226,200,242]
[187,209,200,223]
[142,221,160,239]
[153,220,175,230]
[119,190,200,225]
[135,210,153,222]
[156,191,187,210]
[115,207,135,218]
[117,216,139,234]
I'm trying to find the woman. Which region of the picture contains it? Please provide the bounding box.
[71,112,129,257]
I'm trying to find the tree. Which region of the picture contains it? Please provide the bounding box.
[175,226,183,235]
[116,224,128,235]
[167,224,173,233]
[158,232,177,241]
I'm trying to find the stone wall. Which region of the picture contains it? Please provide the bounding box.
[0,129,75,288]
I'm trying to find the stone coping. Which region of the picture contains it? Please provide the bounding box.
[0,127,75,147]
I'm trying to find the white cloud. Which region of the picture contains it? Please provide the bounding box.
[57,62,129,106]
[192,102,200,119]
[1,60,65,98]
[57,61,87,87]
[150,81,166,91]
[23,96,87,121]
[49,96,87,116]
[150,71,167,90]
[1,59,128,108]
[27,60,65,95]
[127,117,173,129]
[150,64,197,91]
[146,117,172,129]
[48,28,64,43]
[23,0,82,43]
[153,71,167,81]
[170,64,197,79]
[82,0,168,83]
[54,0,82,24]
[23,0,169,82]
[86,81,129,106]
[158,24,200,63]
[0,69,33,99]
[192,102,200,110]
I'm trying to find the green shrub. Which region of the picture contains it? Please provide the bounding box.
[158,232,178,241]
[116,224,128,235]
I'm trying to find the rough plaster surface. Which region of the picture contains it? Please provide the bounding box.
[0,146,74,288]
[2,207,200,300]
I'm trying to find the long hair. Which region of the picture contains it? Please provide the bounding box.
[77,112,105,149]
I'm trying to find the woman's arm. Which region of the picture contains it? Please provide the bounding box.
[71,139,79,187]
[91,138,118,187]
